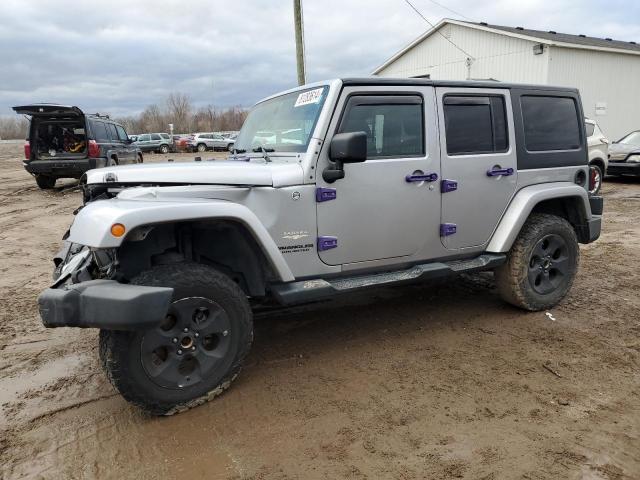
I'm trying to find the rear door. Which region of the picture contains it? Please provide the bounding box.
[436,87,517,250]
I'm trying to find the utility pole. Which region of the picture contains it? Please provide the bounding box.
[293,0,306,86]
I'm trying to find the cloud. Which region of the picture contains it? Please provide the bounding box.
[0,0,638,116]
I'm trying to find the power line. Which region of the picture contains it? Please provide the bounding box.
[420,0,472,21]
[403,0,475,60]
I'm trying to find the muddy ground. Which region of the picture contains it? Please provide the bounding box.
[0,142,638,479]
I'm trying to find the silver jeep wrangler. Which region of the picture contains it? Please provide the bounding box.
[39,78,603,415]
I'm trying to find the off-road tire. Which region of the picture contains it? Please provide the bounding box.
[159,144,169,154]
[99,263,253,415]
[197,143,207,152]
[495,213,579,311]
[35,174,56,189]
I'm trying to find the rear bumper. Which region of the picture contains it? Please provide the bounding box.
[607,162,640,176]
[24,158,108,177]
[38,280,173,330]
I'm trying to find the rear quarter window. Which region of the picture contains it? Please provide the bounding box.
[521,96,581,151]
[91,121,110,142]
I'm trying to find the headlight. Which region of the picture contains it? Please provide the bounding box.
[627,154,640,163]
[59,249,91,277]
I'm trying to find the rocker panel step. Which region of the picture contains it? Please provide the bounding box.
[271,254,506,305]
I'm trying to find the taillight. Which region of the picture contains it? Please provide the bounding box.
[24,140,31,160]
[88,140,100,158]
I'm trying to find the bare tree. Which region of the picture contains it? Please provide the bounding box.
[0,116,30,140]
[166,92,192,133]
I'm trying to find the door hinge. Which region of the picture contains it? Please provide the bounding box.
[316,187,337,202]
[317,236,338,251]
[441,179,458,193]
[440,223,457,237]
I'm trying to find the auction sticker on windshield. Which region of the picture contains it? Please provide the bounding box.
[294,88,324,107]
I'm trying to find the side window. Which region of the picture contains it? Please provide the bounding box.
[138,134,151,142]
[521,96,581,151]
[150,134,162,141]
[585,123,595,137]
[107,123,119,142]
[338,96,424,158]
[160,133,170,140]
[91,121,110,142]
[116,125,129,141]
[443,95,508,155]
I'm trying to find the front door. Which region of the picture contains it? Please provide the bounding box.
[316,88,441,266]
[436,87,518,250]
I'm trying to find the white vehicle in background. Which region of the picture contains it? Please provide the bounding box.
[585,118,609,195]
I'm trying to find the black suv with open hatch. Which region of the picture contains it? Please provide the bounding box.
[13,104,142,189]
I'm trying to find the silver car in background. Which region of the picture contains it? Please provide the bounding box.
[608,130,640,178]
[188,132,235,152]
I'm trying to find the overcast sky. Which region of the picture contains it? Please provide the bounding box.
[1,0,639,117]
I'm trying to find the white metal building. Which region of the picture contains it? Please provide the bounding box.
[373,19,640,139]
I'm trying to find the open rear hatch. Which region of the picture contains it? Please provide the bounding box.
[13,104,84,117]
[13,104,88,160]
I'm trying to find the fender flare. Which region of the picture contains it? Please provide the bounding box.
[67,198,295,282]
[486,182,591,253]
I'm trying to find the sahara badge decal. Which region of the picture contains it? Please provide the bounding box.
[279,230,313,254]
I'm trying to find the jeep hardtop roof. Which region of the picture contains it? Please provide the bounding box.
[340,77,579,93]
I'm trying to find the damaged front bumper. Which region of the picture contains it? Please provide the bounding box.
[40,243,173,330]
[38,280,173,330]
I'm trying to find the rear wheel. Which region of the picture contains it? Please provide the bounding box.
[197,143,207,152]
[495,214,579,311]
[99,263,253,415]
[35,174,56,189]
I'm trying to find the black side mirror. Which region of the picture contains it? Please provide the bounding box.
[323,131,367,183]
[329,131,367,163]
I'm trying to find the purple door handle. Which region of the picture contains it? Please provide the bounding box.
[487,167,514,177]
[406,172,438,183]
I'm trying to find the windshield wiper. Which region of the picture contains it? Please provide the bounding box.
[252,146,274,162]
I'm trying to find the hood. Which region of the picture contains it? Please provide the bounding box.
[84,160,304,187]
[609,143,640,160]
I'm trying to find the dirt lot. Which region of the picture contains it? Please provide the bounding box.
[0,142,639,479]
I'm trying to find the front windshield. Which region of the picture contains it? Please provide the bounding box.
[617,131,640,145]
[234,86,328,153]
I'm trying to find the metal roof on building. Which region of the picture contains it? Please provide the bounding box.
[466,21,640,53]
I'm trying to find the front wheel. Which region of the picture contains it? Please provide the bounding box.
[495,213,579,311]
[197,143,207,152]
[159,144,169,154]
[99,263,253,415]
[589,164,603,195]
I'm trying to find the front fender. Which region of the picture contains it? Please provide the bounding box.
[487,182,592,253]
[67,198,295,282]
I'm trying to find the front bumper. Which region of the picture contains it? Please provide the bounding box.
[24,158,108,177]
[607,162,640,176]
[38,280,173,330]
